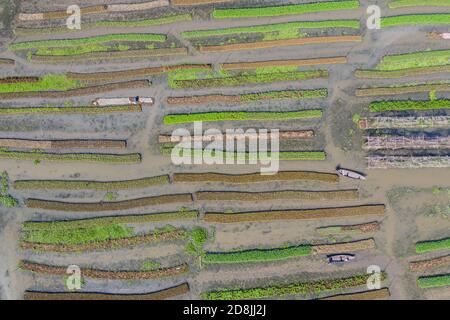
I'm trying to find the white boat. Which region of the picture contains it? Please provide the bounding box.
[92,97,154,106]
[327,254,355,264]
[337,168,366,180]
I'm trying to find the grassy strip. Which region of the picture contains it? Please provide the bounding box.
[376,50,450,71]
[163,110,322,124]
[14,176,169,190]
[316,222,380,235]
[381,14,450,28]
[25,194,193,211]
[204,245,312,264]
[169,70,328,89]
[203,272,386,300]
[0,74,81,93]
[23,211,199,231]
[22,224,134,245]
[418,274,450,289]
[24,283,190,300]
[0,149,141,164]
[355,65,450,79]
[163,147,327,161]
[182,20,360,38]
[204,205,385,223]
[369,100,450,112]
[14,14,192,36]
[389,0,450,8]
[9,34,167,50]
[416,237,450,253]
[213,1,359,19]
[173,171,338,184]
[0,105,141,115]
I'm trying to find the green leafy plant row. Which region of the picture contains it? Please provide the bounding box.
[0,74,81,93]
[213,1,359,19]
[381,14,450,28]
[389,0,450,9]
[0,148,141,164]
[369,100,450,112]
[14,175,169,190]
[182,20,360,38]
[416,237,450,254]
[203,272,386,300]
[9,33,167,50]
[169,70,328,89]
[418,274,450,289]
[376,50,450,71]
[204,245,312,264]
[164,110,322,124]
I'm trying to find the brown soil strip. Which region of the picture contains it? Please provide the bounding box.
[159,131,314,143]
[20,261,188,280]
[341,221,381,233]
[0,58,15,65]
[320,288,390,300]
[67,64,211,82]
[31,48,187,64]
[0,80,150,99]
[355,84,450,97]
[21,229,186,252]
[172,0,233,5]
[222,57,347,70]
[173,171,338,184]
[410,255,450,271]
[0,77,39,84]
[199,36,362,53]
[311,239,376,255]
[23,283,189,300]
[196,190,359,202]
[204,205,385,223]
[0,139,125,149]
[26,193,193,212]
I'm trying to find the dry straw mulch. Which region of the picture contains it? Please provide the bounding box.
[173,171,339,184]
[21,261,188,280]
[410,255,450,271]
[0,139,126,149]
[23,283,189,300]
[311,239,376,255]
[32,48,187,64]
[222,57,347,70]
[67,64,210,82]
[199,36,362,52]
